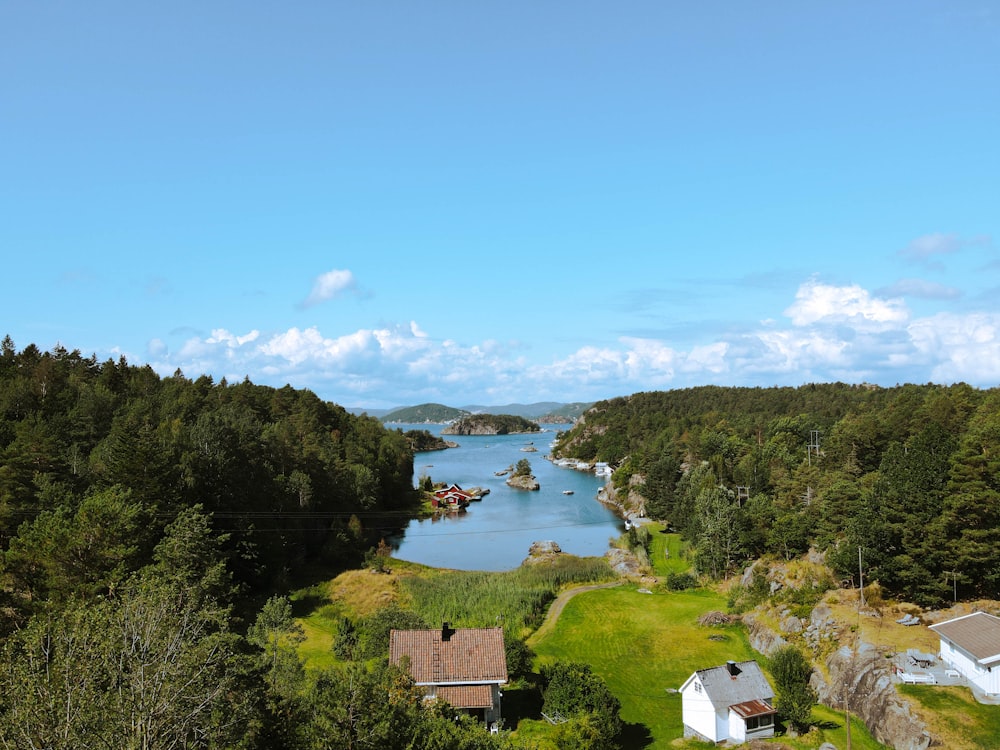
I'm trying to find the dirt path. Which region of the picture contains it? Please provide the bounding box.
[528,581,623,645]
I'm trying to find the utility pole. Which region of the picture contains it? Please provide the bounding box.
[807,430,821,466]
[858,546,865,610]
[945,571,958,603]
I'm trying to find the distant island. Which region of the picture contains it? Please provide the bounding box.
[442,414,541,436]
[375,401,594,423]
[401,428,457,452]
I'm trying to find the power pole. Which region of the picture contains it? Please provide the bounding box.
[945,571,958,603]
[807,430,821,466]
[858,546,865,610]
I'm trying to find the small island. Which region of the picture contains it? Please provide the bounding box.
[402,429,458,452]
[442,413,541,436]
[506,458,540,491]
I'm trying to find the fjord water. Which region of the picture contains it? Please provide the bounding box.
[388,425,624,571]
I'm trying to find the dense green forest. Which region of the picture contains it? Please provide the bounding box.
[554,383,1000,605]
[0,338,533,748]
[0,337,418,605]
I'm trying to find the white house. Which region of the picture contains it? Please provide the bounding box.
[929,612,1000,696]
[680,660,776,744]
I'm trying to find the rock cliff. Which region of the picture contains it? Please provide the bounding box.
[506,473,540,491]
[743,596,932,750]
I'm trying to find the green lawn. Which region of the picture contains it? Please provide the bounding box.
[648,529,690,577]
[528,584,887,749]
[529,586,749,745]
[899,685,1000,749]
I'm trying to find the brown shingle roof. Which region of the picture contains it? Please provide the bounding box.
[389,626,508,685]
[434,684,495,709]
[930,612,1000,664]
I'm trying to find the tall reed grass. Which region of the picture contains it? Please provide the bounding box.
[401,555,614,636]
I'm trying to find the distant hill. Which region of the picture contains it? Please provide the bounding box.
[375,401,593,424]
[346,406,393,418]
[381,403,470,423]
[461,402,594,421]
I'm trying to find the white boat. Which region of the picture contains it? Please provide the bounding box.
[562,490,574,495]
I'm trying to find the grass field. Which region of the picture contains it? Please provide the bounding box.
[648,529,691,577]
[899,685,1000,750]
[290,548,892,749]
[527,584,887,749]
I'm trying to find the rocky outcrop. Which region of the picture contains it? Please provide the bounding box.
[813,643,932,750]
[605,547,643,577]
[744,608,933,750]
[524,540,561,564]
[506,473,540,491]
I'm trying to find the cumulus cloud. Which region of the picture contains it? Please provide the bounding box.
[150,277,1000,405]
[909,312,1000,383]
[303,269,357,307]
[784,279,909,330]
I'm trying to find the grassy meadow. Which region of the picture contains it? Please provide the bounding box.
[291,537,892,749]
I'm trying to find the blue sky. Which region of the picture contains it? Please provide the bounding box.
[3,1,998,408]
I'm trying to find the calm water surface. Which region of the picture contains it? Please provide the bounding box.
[388,424,624,571]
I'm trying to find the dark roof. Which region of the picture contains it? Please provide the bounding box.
[930,612,1000,664]
[684,660,774,711]
[389,627,508,685]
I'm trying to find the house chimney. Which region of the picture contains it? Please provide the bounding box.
[441,622,452,641]
[726,661,741,677]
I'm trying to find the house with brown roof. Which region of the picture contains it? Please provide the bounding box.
[679,660,776,744]
[389,624,508,726]
[930,612,1000,696]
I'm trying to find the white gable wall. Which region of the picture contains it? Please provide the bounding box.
[938,638,1000,695]
[681,675,725,742]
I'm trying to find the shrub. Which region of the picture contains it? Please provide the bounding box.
[664,572,698,591]
[541,661,622,744]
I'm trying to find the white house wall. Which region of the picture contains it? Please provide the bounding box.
[681,680,722,742]
[939,638,1000,695]
[728,711,747,743]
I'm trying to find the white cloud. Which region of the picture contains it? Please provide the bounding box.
[303,269,357,307]
[909,312,1000,383]
[150,277,1000,405]
[784,279,908,330]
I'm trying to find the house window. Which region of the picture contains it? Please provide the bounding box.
[746,715,773,731]
[694,682,701,693]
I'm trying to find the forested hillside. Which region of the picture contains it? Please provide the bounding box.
[0,338,546,748]
[554,383,1000,604]
[0,338,418,608]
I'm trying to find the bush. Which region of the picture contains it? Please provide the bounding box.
[541,661,622,744]
[664,572,698,591]
[769,645,817,732]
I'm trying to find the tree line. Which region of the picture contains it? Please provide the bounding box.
[555,382,1000,604]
